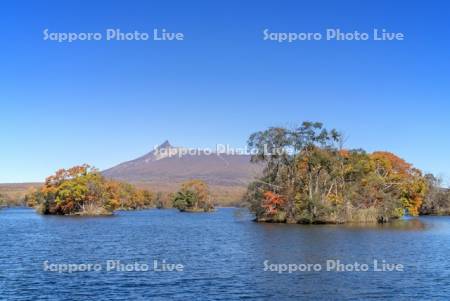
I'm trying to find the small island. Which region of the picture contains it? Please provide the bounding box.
[244,121,450,224]
[172,179,215,212]
[25,165,153,216]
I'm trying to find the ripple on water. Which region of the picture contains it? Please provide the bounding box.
[1,207,450,300]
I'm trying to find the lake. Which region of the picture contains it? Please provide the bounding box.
[1,207,449,300]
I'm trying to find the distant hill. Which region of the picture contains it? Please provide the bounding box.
[0,183,41,205]
[102,141,263,204]
[0,142,262,206]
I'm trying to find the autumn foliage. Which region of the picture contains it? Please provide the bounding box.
[245,122,430,224]
[25,165,153,215]
[172,179,215,212]
[262,191,285,215]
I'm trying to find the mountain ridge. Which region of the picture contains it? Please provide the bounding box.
[102,141,262,187]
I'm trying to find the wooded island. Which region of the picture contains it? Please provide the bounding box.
[244,121,450,224]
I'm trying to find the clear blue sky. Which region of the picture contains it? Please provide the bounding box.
[1,0,449,184]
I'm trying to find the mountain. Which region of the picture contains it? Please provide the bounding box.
[102,141,262,189]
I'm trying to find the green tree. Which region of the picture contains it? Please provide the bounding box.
[172,180,214,212]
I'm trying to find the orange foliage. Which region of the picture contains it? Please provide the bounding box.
[262,191,285,215]
[338,149,350,158]
[370,151,426,216]
[371,152,412,176]
[45,164,92,187]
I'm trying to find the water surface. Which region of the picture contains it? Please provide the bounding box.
[1,208,449,300]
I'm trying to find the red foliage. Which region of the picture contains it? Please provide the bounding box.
[262,191,285,215]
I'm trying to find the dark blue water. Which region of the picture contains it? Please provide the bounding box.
[1,208,450,300]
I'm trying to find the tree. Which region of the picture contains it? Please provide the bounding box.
[172,179,214,212]
[0,193,6,207]
[26,165,153,215]
[370,152,427,216]
[420,174,450,215]
[172,190,197,211]
[245,122,431,224]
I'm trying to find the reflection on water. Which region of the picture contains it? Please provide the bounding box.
[1,207,449,300]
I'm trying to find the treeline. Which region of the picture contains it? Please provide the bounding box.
[25,165,153,216]
[22,165,217,216]
[0,192,26,207]
[244,122,449,224]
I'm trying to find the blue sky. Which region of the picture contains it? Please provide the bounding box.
[1,0,449,184]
